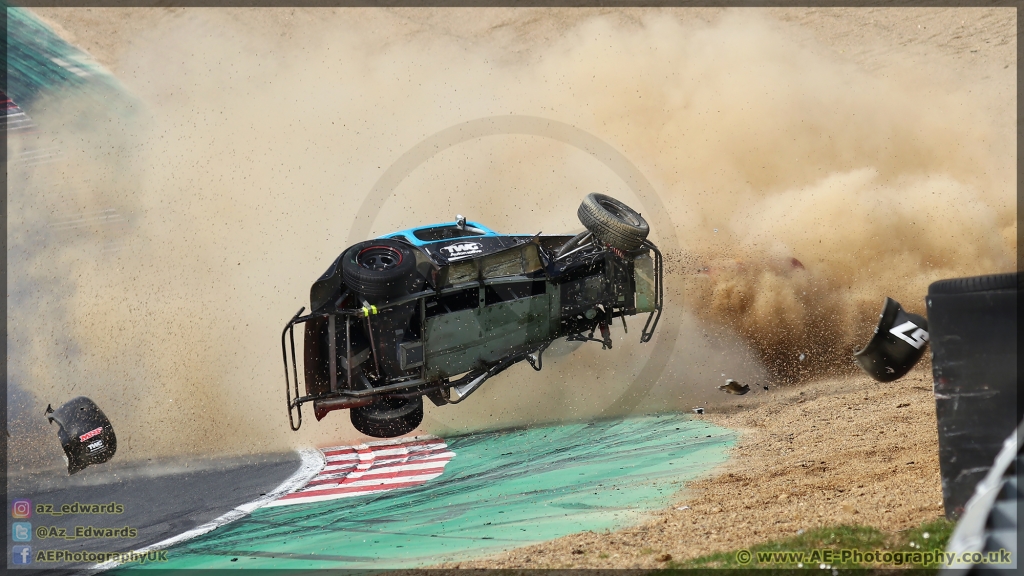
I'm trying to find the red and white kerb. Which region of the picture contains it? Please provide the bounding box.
[268,435,454,506]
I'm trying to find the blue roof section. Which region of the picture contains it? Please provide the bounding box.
[381,221,504,247]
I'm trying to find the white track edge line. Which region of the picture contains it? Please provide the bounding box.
[78,448,325,575]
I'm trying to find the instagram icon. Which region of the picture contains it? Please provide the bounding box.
[11,499,32,518]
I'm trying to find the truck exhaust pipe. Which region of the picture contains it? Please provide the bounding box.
[313,396,375,421]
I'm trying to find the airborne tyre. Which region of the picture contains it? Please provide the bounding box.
[577,193,649,251]
[341,239,419,303]
[350,396,424,438]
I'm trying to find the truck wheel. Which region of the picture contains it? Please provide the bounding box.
[350,395,424,438]
[341,239,419,303]
[577,193,649,251]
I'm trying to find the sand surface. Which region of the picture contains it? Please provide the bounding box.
[30,6,1015,106]
[20,5,1015,566]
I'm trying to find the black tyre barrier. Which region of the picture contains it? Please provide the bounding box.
[929,272,1019,519]
[45,397,117,475]
[943,419,1021,575]
[853,297,929,382]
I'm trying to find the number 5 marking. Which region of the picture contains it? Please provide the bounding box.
[890,321,929,349]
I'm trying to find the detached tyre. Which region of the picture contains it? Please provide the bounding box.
[341,239,419,303]
[577,193,649,251]
[350,396,424,438]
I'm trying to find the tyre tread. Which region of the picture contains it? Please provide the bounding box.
[350,396,424,438]
[928,273,1019,296]
[577,193,649,251]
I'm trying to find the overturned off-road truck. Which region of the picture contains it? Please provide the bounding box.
[281,193,663,438]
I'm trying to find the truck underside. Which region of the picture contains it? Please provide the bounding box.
[282,194,663,437]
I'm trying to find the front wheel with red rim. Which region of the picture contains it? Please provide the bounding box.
[341,238,420,303]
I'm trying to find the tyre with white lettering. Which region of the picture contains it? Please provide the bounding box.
[853,297,928,382]
[341,239,420,304]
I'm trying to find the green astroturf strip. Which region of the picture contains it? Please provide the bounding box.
[4,3,135,112]
[115,414,734,570]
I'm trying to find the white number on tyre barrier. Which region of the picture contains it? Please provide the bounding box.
[889,321,929,349]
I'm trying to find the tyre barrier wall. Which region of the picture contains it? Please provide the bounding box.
[928,272,1019,519]
[942,419,1021,575]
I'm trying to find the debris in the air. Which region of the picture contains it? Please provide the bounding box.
[854,297,929,382]
[46,397,117,475]
[762,384,770,391]
[692,407,705,415]
[718,379,750,395]
[798,353,807,362]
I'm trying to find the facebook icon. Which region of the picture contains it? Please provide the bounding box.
[12,545,33,565]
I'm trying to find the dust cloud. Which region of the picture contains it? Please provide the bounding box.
[8,8,1014,465]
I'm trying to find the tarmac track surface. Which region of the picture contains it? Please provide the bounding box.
[6,453,302,573]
